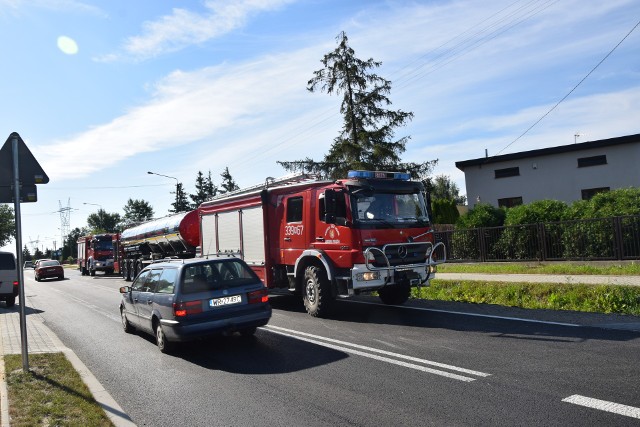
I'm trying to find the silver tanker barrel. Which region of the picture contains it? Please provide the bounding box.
[119,210,200,280]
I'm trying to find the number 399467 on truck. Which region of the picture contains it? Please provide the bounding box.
[198,170,446,317]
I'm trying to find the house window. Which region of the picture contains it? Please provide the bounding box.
[494,167,520,179]
[286,197,303,222]
[498,197,523,208]
[581,187,609,200]
[577,155,607,168]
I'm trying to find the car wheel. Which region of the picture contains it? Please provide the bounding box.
[302,265,333,318]
[89,267,96,277]
[35,275,40,282]
[239,326,257,337]
[59,275,64,280]
[155,323,173,353]
[5,297,15,307]
[120,308,134,333]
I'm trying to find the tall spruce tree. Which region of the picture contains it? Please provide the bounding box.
[170,182,191,213]
[219,167,239,194]
[278,31,435,180]
[204,170,218,199]
[190,171,209,209]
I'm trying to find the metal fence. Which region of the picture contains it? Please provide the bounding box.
[434,215,640,262]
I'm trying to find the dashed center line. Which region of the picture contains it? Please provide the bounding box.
[562,395,640,419]
[265,325,491,382]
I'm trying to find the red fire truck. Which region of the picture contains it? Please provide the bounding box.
[198,170,446,317]
[77,234,117,276]
[117,210,200,281]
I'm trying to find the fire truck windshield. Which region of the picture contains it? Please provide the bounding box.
[93,240,112,251]
[352,191,429,227]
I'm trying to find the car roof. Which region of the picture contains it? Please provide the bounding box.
[143,256,242,270]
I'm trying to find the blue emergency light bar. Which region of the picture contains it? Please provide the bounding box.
[347,170,411,181]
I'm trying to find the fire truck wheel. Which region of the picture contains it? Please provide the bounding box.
[123,260,131,281]
[136,261,143,277]
[303,265,332,317]
[378,282,411,306]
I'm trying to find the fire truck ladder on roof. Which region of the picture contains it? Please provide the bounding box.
[207,173,322,201]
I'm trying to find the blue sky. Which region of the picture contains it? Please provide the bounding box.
[1,0,639,254]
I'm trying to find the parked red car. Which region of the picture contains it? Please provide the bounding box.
[35,260,64,281]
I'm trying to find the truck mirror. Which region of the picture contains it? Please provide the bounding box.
[324,189,336,214]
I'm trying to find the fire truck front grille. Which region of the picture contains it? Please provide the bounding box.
[368,243,429,267]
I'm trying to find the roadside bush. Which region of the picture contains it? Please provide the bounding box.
[456,203,505,228]
[431,198,459,224]
[492,200,569,260]
[562,189,640,259]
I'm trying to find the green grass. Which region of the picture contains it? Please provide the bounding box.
[413,280,640,316]
[437,262,640,276]
[4,353,114,427]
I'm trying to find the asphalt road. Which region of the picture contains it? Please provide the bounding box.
[21,268,640,426]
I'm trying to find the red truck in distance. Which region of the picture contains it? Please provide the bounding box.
[198,170,446,317]
[77,234,117,276]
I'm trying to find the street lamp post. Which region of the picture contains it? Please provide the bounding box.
[84,202,103,230]
[147,171,179,210]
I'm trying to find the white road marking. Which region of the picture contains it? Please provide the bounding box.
[349,300,580,327]
[265,325,490,382]
[562,394,640,419]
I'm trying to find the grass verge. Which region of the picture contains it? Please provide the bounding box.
[437,262,640,276]
[413,280,640,316]
[4,352,113,427]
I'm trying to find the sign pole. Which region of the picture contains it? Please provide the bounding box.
[11,135,29,372]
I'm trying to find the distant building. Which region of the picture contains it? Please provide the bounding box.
[455,133,640,208]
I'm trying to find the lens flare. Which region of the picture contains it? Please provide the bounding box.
[57,36,78,55]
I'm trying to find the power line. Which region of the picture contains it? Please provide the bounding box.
[495,18,640,156]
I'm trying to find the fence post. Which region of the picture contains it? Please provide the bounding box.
[537,223,546,261]
[613,216,623,260]
[478,227,486,262]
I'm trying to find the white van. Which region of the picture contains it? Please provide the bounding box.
[0,251,19,307]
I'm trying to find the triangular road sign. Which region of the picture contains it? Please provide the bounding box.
[0,132,49,186]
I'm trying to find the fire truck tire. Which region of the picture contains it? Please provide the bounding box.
[136,261,143,278]
[122,261,131,281]
[302,265,332,317]
[378,282,411,306]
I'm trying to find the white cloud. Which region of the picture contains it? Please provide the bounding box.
[102,0,295,61]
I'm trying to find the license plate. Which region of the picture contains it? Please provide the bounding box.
[209,295,241,307]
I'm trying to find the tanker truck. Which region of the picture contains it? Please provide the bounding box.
[118,210,200,281]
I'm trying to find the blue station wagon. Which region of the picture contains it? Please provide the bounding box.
[119,257,272,352]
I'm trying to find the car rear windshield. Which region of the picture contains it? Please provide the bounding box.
[181,260,260,294]
[0,254,16,270]
[40,261,60,267]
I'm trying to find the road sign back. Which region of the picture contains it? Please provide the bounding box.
[0,132,50,187]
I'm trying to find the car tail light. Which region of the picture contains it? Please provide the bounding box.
[13,281,18,288]
[173,300,203,317]
[247,288,268,304]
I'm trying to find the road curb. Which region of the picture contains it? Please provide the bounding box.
[0,309,137,427]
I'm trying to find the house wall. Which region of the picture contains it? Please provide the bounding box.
[462,142,640,208]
